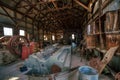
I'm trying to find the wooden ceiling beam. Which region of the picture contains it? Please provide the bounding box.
[0,1,33,20]
[11,0,18,4]
[74,0,91,12]
[102,0,113,9]
[46,13,65,30]
[43,5,71,13]
[17,0,56,8]
[23,0,39,11]
[15,0,23,8]
[0,11,33,25]
[51,0,58,10]
[1,6,17,24]
[53,12,72,17]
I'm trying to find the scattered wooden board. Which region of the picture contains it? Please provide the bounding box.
[98,46,119,74]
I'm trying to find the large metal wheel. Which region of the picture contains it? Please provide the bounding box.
[7,36,29,56]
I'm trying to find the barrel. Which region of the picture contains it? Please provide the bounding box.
[79,66,98,80]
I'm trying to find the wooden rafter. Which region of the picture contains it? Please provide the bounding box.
[51,0,58,9]
[17,0,56,8]
[45,2,52,10]
[0,0,90,33]
[1,6,16,24]
[0,11,32,25]
[43,5,71,13]
[53,11,71,17]
[14,6,34,27]
[47,13,64,29]
[74,0,91,12]
[0,1,33,19]
[22,7,33,19]
[102,0,113,9]
[57,16,72,20]
[14,0,23,8]
[23,0,39,11]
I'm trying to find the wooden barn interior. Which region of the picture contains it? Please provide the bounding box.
[0,0,120,80]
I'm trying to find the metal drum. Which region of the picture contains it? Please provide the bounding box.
[79,66,98,80]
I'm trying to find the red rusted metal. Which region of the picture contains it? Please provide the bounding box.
[89,57,101,71]
[7,35,29,56]
[30,42,37,54]
[0,36,11,49]
[0,36,30,59]
[0,36,11,43]
[22,44,30,60]
[115,72,120,80]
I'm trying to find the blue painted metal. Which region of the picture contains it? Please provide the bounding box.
[79,66,98,80]
[24,45,71,75]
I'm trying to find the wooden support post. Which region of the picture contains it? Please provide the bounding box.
[25,17,28,37]
[37,22,40,42]
[14,11,19,35]
[49,31,51,44]
[98,0,104,49]
[32,20,35,40]
[0,25,3,37]
[37,22,41,48]
[42,26,45,48]
[51,0,58,10]
[54,31,57,43]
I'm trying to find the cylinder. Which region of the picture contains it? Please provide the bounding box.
[79,66,98,80]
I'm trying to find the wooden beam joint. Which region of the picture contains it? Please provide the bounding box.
[74,0,91,12]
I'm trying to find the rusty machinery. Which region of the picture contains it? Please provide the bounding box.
[115,72,120,80]
[89,57,101,72]
[0,36,11,49]
[7,36,29,56]
[0,35,29,65]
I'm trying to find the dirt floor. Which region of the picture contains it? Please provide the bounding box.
[0,52,114,80]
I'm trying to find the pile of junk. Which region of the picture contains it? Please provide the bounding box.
[20,44,73,80]
[0,35,80,80]
[0,35,38,65]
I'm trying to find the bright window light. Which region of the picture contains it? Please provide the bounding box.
[61,35,63,38]
[44,35,48,41]
[3,27,13,36]
[87,25,91,34]
[72,34,75,40]
[19,30,25,36]
[52,35,55,41]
